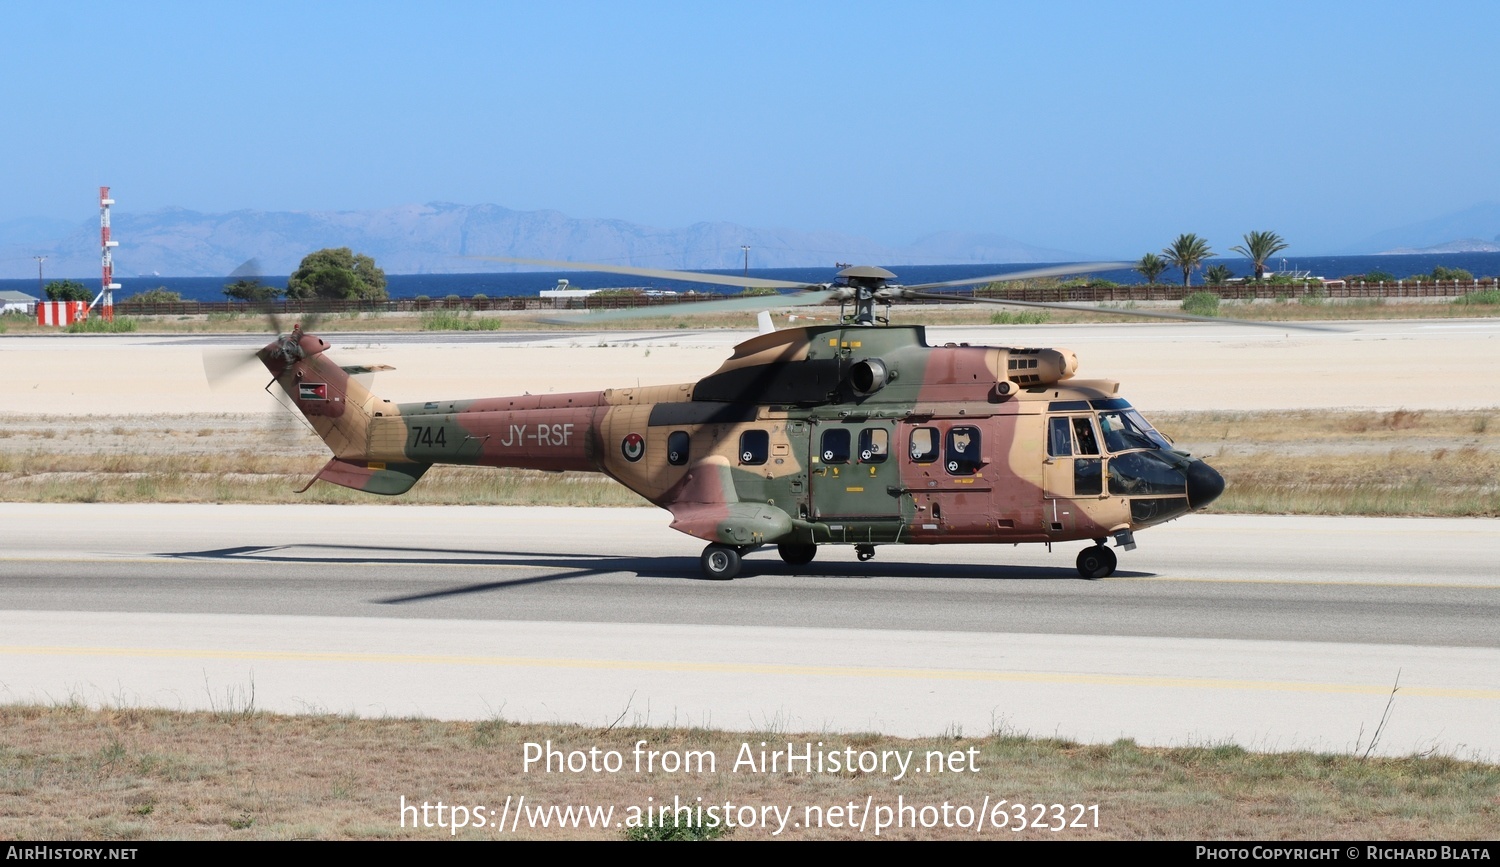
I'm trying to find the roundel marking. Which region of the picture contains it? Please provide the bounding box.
[621,432,645,462]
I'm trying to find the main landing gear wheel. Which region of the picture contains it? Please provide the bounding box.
[855,544,877,562]
[777,542,817,566]
[1076,545,1117,580]
[701,543,743,580]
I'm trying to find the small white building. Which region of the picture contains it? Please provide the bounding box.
[0,290,38,314]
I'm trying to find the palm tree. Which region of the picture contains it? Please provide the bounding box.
[1135,252,1168,284]
[1162,233,1215,287]
[1230,230,1289,280]
[1204,264,1234,285]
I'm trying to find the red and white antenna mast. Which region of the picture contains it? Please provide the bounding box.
[96,186,119,321]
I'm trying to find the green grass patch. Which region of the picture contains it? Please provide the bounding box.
[624,815,729,841]
[420,310,502,331]
[1181,292,1220,317]
[64,316,139,333]
[1455,290,1500,306]
[988,310,1050,325]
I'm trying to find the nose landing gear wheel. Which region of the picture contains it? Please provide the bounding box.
[777,543,817,566]
[855,544,876,562]
[1076,545,1117,580]
[701,544,743,580]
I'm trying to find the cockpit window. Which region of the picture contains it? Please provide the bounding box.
[1048,418,1073,457]
[1098,410,1172,453]
[1072,417,1100,456]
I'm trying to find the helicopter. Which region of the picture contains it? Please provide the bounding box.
[240,259,1287,581]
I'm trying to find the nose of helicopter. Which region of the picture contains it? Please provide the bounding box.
[1185,459,1226,508]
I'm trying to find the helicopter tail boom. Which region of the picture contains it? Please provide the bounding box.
[261,329,621,494]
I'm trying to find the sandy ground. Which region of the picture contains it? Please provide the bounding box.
[1,319,1498,419]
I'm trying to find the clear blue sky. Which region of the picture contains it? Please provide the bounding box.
[3,0,1497,256]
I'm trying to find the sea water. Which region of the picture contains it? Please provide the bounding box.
[5,252,1499,303]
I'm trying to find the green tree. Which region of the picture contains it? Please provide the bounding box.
[285,248,388,301]
[126,287,183,304]
[1204,264,1234,285]
[1431,266,1474,282]
[1134,252,1168,284]
[44,280,93,302]
[1162,233,1215,287]
[1229,230,1289,280]
[223,278,283,302]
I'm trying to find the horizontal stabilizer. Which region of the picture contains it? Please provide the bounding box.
[298,457,430,496]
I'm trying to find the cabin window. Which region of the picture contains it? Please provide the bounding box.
[909,427,939,463]
[820,428,851,464]
[859,428,889,464]
[1048,418,1073,457]
[667,430,690,466]
[739,430,769,465]
[946,426,982,475]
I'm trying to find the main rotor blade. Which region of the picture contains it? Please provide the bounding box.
[902,262,1132,292]
[468,257,822,291]
[902,292,1344,332]
[540,289,836,324]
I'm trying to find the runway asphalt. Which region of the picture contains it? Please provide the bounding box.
[2,504,1496,758]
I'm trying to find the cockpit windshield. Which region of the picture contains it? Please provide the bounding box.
[1097,409,1172,453]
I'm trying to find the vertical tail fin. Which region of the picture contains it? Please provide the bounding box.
[259,327,430,495]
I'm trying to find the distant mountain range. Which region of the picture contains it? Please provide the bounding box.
[1376,238,1500,255]
[0,202,1084,279]
[1351,201,1500,254]
[9,199,1500,279]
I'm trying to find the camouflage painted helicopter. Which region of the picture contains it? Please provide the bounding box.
[248,259,1255,581]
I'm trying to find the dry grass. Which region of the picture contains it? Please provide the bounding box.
[1156,408,1497,443]
[1,409,1497,515]
[0,459,646,508]
[1153,409,1500,517]
[1,704,1494,840]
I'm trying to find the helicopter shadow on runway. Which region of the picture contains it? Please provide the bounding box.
[162,543,1153,605]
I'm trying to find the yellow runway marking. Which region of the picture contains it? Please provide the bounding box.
[0,556,539,570]
[1114,576,1499,590]
[4,645,1496,700]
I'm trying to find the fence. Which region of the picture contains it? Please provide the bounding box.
[111,293,745,316]
[969,279,1498,303]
